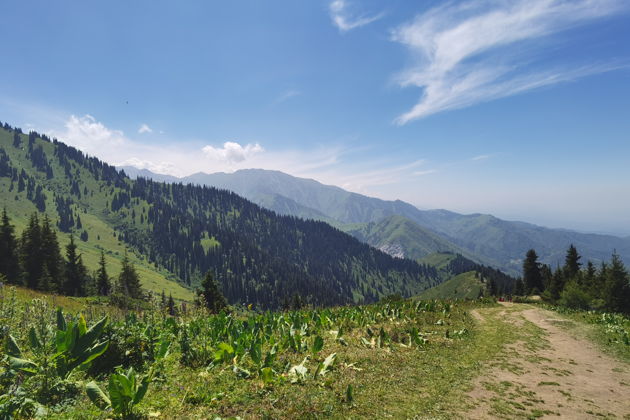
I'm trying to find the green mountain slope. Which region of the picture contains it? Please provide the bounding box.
[417,271,483,300]
[1,122,442,307]
[341,215,478,262]
[125,168,630,276]
[0,128,193,300]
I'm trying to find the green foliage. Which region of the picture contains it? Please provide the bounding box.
[5,308,109,380]
[558,281,590,310]
[87,367,152,419]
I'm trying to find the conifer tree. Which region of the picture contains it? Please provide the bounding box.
[64,235,87,296]
[95,250,111,296]
[40,214,64,292]
[563,244,582,283]
[20,213,42,289]
[0,208,20,283]
[167,293,176,316]
[603,252,630,314]
[546,266,564,301]
[118,250,143,299]
[199,271,227,313]
[522,249,544,294]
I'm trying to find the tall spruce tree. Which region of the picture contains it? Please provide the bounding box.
[118,250,142,299]
[40,215,64,292]
[19,213,42,289]
[95,250,111,296]
[0,208,20,283]
[564,244,582,282]
[199,271,228,313]
[603,252,630,314]
[523,249,544,294]
[64,235,87,296]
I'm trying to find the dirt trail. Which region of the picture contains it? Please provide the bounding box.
[466,303,630,419]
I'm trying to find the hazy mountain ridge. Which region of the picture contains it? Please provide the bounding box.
[121,167,630,275]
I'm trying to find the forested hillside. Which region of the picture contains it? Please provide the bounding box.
[0,121,440,308]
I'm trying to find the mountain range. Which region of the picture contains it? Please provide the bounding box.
[121,167,630,276]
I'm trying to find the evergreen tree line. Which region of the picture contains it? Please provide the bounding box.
[0,209,143,299]
[516,245,630,314]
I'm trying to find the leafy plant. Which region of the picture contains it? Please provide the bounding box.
[86,339,169,419]
[6,309,109,380]
[86,367,150,419]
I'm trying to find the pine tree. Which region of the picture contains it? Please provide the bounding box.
[546,266,564,302]
[199,271,228,313]
[167,293,176,316]
[19,213,42,289]
[118,250,143,299]
[563,244,582,282]
[95,250,111,296]
[0,208,20,283]
[64,235,87,296]
[523,249,544,294]
[38,265,54,292]
[603,252,630,314]
[40,215,64,292]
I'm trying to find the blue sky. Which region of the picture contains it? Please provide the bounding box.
[1,0,629,235]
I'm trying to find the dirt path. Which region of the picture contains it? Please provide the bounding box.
[466,303,630,419]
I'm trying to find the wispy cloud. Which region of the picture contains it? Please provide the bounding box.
[274,89,301,104]
[329,0,383,32]
[471,154,490,161]
[391,0,627,124]
[138,123,152,134]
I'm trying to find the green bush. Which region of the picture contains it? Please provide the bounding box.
[559,281,591,310]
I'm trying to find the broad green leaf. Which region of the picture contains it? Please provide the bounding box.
[8,356,38,375]
[86,381,111,410]
[56,308,66,331]
[133,375,151,405]
[108,374,124,411]
[28,327,41,350]
[6,334,22,357]
[312,336,324,353]
[156,339,170,360]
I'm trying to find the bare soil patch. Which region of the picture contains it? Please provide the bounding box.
[465,304,630,419]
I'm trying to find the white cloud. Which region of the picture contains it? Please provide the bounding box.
[275,89,301,104]
[117,157,178,175]
[138,123,153,134]
[329,0,383,32]
[202,141,264,164]
[391,0,627,123]
[59,114,126,154]
[471,154,490,161]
